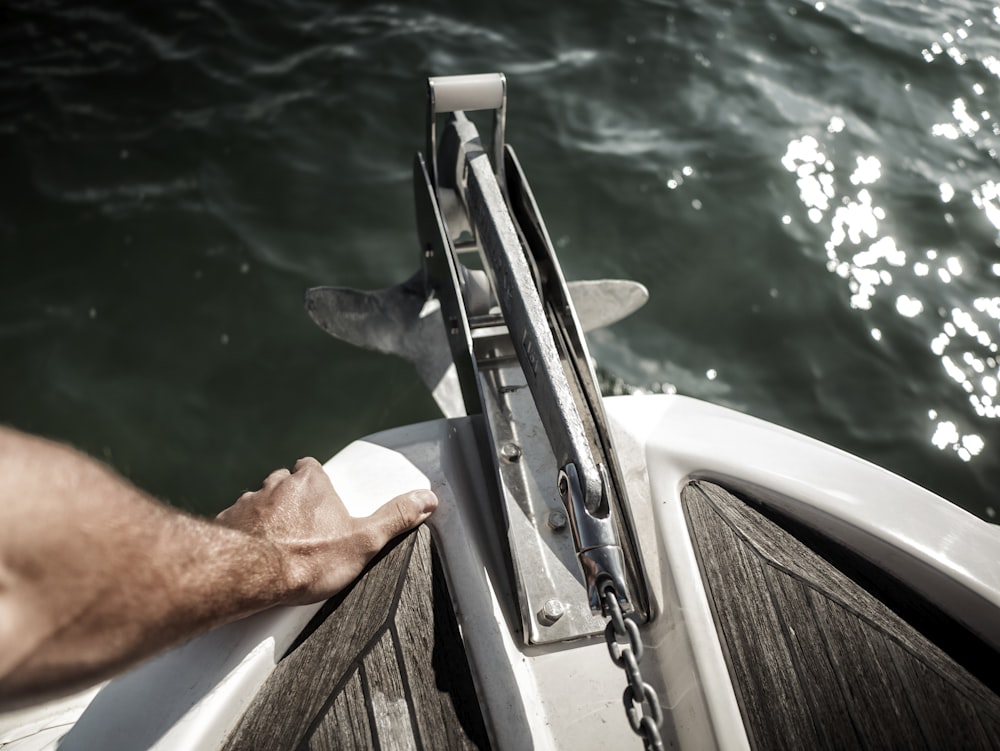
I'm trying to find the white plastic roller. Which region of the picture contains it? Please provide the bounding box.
[426,73,507,187]
[428,73,506,114]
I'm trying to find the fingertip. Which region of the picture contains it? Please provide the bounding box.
[407,488,438,515]
[366,489,439,549]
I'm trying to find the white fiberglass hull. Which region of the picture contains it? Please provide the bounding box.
[3,393,999,750]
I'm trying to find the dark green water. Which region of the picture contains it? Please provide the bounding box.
[2,1,998,522]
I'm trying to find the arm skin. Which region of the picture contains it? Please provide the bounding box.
[0,425,437,708]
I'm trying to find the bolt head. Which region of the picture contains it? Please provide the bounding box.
[500,442,521,462]
[547,509,567,530]
[538,599,566,625]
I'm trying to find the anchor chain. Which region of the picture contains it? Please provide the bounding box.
[602,586,664,751]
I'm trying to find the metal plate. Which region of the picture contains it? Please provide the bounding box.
[478,361,608,644]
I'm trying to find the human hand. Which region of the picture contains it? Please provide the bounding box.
[216,457,437,605]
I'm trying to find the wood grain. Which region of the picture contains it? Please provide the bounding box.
[394,524,489,751]
[683,480,1000,750]
[223,526,489,751]
[302,670,370,751]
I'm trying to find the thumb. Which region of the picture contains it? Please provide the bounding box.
[366,488,438,547]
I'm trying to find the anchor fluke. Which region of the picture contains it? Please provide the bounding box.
[305,276,647,420]
[305,277,465,418]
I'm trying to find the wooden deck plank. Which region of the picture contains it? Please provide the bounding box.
[806,587,921,747]
[394,523,490,751]
[224,532,414,751]
[765,569,860,749]
[981,711,1000,746]
[682,480,1000,751]
[303,670,371,751]
[684,485,819,749]
[363,630,419,751]
[885,639,993,749]
[223,527,489,751]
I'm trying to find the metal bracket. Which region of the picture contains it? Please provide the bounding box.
[308,73,651,644]
[416,75,648,643]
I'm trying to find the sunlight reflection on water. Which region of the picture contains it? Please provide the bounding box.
[783,6,1000,468]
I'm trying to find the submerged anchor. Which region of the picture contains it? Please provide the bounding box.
[305,274,648,418]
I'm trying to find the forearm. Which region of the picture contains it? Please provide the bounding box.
[0,424,436,708]
[0,427,293,704]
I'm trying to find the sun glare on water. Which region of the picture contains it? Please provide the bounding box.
[782,8,1000,465]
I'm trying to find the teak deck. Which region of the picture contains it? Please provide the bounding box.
[223,526,490,751]
[225,481,1000,750]
[683,480,1000,750]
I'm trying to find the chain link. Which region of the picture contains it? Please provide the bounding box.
[602,587,664,751]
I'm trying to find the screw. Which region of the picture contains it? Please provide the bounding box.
[547,509,567,531]
[500,442,521,462]
[538,599,566,626]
